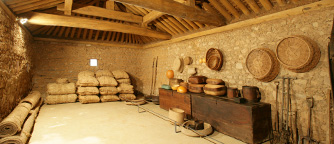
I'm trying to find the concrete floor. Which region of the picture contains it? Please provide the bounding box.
[29,102,246,144]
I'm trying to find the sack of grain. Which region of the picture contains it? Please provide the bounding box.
[78,95,100,104]
[119,94,136,101]
[117,88,134,94]
[56,78,69,84]
[77,87,99,95]
[117,79,131,84]
[96,70,113,78]
[99,87,118,95]
[112,70,129,79]
[78,70,95,78]
[97,76,118,87]
[117,83,134,90]
[45,94,77,105]
[47,83,76,95]
[100,95,120,102]
[77,76,99,87]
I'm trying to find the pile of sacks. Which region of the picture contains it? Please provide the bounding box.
[112,70,136,101]
[96,70,120,102]
[46,78,77,104]
[76,71,100,104]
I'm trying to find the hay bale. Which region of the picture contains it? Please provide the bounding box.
[112,70,129,79]
[77,76,99,87]
[116,79,131,84]
[20,91,41,108]
[119,94,136,101]
[97,76,118,87]
[100,95,120,102]
[47,83,76,95]
[96,70,113,78]
[78,70,95,78]
[0,103,32,138]
[78,95,100,104]
[99,87,118,95]
[77,87,99,95]
[56,78,69,84]
[45,94,78,105]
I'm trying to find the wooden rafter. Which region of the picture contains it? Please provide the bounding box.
[23,12,171,39]
[64,0,73,15]
[244,0,260,13]
[259,0,273,10]
[231,0,250,15]
[142,11,164,27]
[218,0,240,18]
[113,0,224,26]
[208,0,232,21]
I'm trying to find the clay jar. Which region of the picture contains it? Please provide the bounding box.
[242,86,261,103]
[227,87,239,98]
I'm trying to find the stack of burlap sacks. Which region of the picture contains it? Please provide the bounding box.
[96,70,120,102]
[76,71,100,104]
[112,70,136,101]
[46,78,77,105]
[0,91,42,144]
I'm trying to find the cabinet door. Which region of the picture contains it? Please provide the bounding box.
[159,89,173,111]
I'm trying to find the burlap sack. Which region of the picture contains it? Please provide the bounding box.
[117,83,134,93]
[118,89,134,94]
[45,94,78,105]
[96,70,113,78]
[21,91,41,108]
[77,76,99,87]
[78,70,95,78]
[78,95,100,104]
[77,87,99,95]
[97,76,118,87]
[99,87,118,95]
[56,78,69,84]
[100,95,120,102]
[116,79,131,84]
[119,94,136,101]
[47,83,76,95]
[112,70,129,79]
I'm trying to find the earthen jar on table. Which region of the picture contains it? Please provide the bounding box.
[242,86,261,103]
[227,87,239,98]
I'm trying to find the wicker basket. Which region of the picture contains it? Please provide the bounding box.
[276,36,320,73]
[206,48,223,71]
[246,48,280,82]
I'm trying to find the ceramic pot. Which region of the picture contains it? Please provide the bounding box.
[227,87,239,98]
[242,86,261,103]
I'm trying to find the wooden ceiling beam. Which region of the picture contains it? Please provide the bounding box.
[143,11,165,27]
[218,0,240,18]
[64,0,73,15]
[106,0,115,10]
[23,12,171,39]
[12,0,61,13]
[208,0,232,21]
[174,17,193,31]
[231,0,250,15]
[244,0,260,13]
[259,0,273,10]
[57,4,143,23]
[291,0,298,4]
[276,0,286,6]
[113,0,224,26]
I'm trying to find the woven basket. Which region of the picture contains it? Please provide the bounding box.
[206,48,223,71]
[276,36,320,72]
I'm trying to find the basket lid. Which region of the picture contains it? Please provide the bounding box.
[246,48,275,79]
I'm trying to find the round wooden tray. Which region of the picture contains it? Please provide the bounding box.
[206,48,223,71]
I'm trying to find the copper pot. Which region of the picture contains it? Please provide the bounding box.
[227,87,239,98]
[242,86,261,103]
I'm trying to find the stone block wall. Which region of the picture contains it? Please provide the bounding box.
[32,41,143,98]
[137,8,334,143]
[0,7,34,120]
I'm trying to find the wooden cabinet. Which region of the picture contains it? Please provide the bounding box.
[191,94,271,144]
[159,88,192,118]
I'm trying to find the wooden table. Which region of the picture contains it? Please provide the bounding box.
[159,88,192,119]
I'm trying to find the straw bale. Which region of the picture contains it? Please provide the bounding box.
[97,76,118,86]
[77,76,99,87]
[100,95,120,102]
[20,91,41,108]
[78,95,100,104]
[119,94,136,101]
[77,87,99,95]
[116,79,131,84]
[112,70,129,79]
[99,87,118,95]
[78,70,95,78]
[45,94,78,105]
[0,103,31,137]
[56,78,69,84]
[96,70,113,78]
[47,83,76,95]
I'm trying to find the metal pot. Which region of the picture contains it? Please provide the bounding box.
[227,87,239,98]
[242,86,261,103]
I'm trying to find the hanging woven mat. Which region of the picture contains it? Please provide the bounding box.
[276,35,320,72]
[246,48,280,82]
[206,48,223,71]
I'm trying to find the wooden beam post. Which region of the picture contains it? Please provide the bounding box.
[142,11,165,27]
[106,0,115,10]
[23,12,171,39]
[64,0,73,15]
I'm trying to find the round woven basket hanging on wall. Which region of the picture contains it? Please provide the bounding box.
[246,48,280,82]
[206,48,223,71]
[276,35,320,73]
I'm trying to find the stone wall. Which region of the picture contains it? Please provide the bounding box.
[138,8,334,143]
[32,41,143,98]
[0,7,34,120]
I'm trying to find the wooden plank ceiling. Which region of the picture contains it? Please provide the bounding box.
[3,0,317,46]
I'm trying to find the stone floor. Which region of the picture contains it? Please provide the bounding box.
[29,102,247,144]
